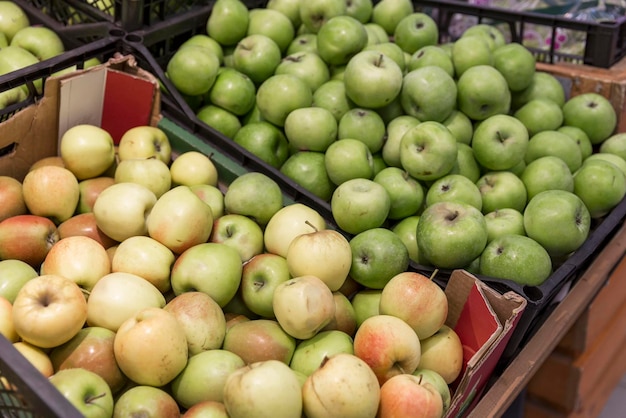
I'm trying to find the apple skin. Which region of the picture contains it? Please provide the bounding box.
[0,214,59,268]
[0,175,27,221]
[22,165,80,224]
[484,208,526,243]
[393,12,438,54]
[514,98,564,137]
[210,213,264,263]
[521,155,575,201]
[321,292,358,337]
[331,178,391,235]
[171,349,245,409]
[391,215,422,263]
[0,296,18,342]
[167,45,221,96]
[13,341,54,377]
[600,132,626,160]
[263,203,327,258]
[311,78,354,122]
[511,70,566,110]
[0,1,30,42]
[426,173,483,211]
[377,373,444,418]
[373,167,424,221]
[471,114,529,171]
[197,104,242,138]
[284,106,338,153]
[113,385,180,418]
[371,0,414,35]
[416,324,464,384]
[224,172,284,228]
[400,66,457,123]
[232,34,283,85]
[240,253,291,318]
[164,291,227,355]
[573,159,626,219]
[206,0,249,46]
[49,326,127,394]
[400,121,458,182]
[280,151,336,201]
[299,0,347,33]
[413,368,452,411]
[13,274,88,348]
[525,130,583,173]
[562,92,617,144]
[117,126,172,164]
[170,150,218,187]
[191,184,225,219]
[456,65,511,121]
[382,114,421,168]
[325,137,375,186]
[48,368,114,418]
[256,73,313,127]
[379,272,448,340]
[290,330,355,377]
[302,353,381,418]
[351,289,382,328]
[222,319,296,365]
[476,170,528,215]
[233,121,290,169]
[76,176,115,214]
[317,15,368,67]
[114,157,172,199]
[60,124,115,181]
[57,212,118,250]
[114,307,189,387]
[451,34,493,77]
[182,401,229,418]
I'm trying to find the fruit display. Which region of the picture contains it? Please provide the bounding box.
[158,0,626,289]
[0,120,471,417]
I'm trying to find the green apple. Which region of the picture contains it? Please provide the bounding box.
[324,138,375,185]
[224,172,284,227]
[170,150,218,187]
[0,46,39,92]
[197,104,242,138]
[426,173,482,211]
[210,213,265,262]
[364,41,406,72]
[364,22,389,44]
[338,107,386,153]
[480,234,553,286]
[263,202,327,258]
[0,1,29,42]
[511,71,566,110]
[171,242,242,307]
[413,368,452,412]
[393,12,438,54]
[451,35,493,77]
[240,253,291,318]
[317,15,368,66]
[562,92,617,144]
[407,45,455,77]
[114,157,172,198]
[513,98,564,136]
[207,67,256,116]
[493,42,536,92]
[351,289,382,327]
[574,159,626,218]
[290,330,354,376]
[449,142,481,183]
[299,0,347,33]
[59,124,115,180]
[416,201,488,269]
[525,130,583,173]
[256,73,313,126]
[49,368,113,418]
[206,0,250,46]
[275,51,330,92]
[599,132,626,160]
[113,385,180,418]
[371,0,414,35]
[558,125,593,161]
[232,34,282,85]
[311,79,354,121]
[233,121,290,168]
[346,0,373,22]
[167,45,221,96]
[286,33,318,55]
[381,114,421,168]
[584,153,626,178]
[331,178,391,234]
[267,0,302,28]
[399,121,458,182]
[400,66,457,123]
[180,34,225,64]
[10,26,64,61]
[391,215,421,263]
[343,49,403,109]
[284,106,338,152]
[0,259,38,303]
[117,126,172,164]
[349,227,410,289]
[374,166,424,220]
[476,171,528,214]
[471,114,529,171]
[280,151,336,201]
[462,24,506,50]
[523,190,591,257]
[484,208,526,243]
[247,8,295,53]
[457,65,511,121]
[521,155,575,200]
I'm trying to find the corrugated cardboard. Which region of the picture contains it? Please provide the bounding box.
[444,270,527,418]
[0,54,161,182]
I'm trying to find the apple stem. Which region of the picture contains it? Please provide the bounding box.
[85,392,107,404]
[305,220,318,232]
[429,269,439,282]
[320,355,330,368]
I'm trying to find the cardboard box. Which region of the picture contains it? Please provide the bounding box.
[0,53,161,181]
[443,270,527,418]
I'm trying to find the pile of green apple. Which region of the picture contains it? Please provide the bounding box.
[163,0,626,288]
[1,123,467,417]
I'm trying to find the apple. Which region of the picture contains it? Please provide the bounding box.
[471,114,529,171]
[354,314,421,384]
[290,330,354,376]
[400,121,458,182]
[351,288,382,327]
[462,24,506,49]
[191,183,225,218]
[240,253,291,318]
[263,202,327,257]
[373,167,424,220]
[476,170,528,214]
[49,326,126,394]
[426,173,483,211]
[346,0,373,22]
[457,64,511,121]
[247,8,295,54]
[117,126,172,164]
[400,66,457,123]
[197,104,242,138]
[331,178,390,234]
[111,235,174,293]
[302,353,381,418]
[371,0,414,35]
[324,138,375,185]
[521,155,575,200]
[511,70,566,111]
[416,201,489,269]
[525,130,583,173]
[415,324,464,385]
[364,41,406,72]
[574,159,626,218]
[57,212,117,250]
[114,157,171,199]
[299,0,347,33]
[284,107,338,153]
[338,107,386,154]
[0,296,18,342]
[585,153,626,178]
[210,213,264,262]
[407,45,454,77]
[451,34,493,77]
[92,182,157,242]
[391,215,421,263]
[267,0,302,28]
[0,175,26,221]
[286,33,318,55]
[164,291,227,355]
[0,1,29,42]
[393,12,438,55]
[171,349,245,409]
[76,176,115,214]
[223,172,284,227]
[170,150,218,187]
[273,275,336,340]
[524,190,591,257]
[12,274,87,348]
[113,385,180,418]
[514,98,564,137]
[59,124,115,181]
[443,109,473,145]
[379,271,448,340]
[232,34,282,85]
[599,132,626,160]
[206,0,249,46]
[22,165,79,224]
[317,15,368,66]
[233,121,290,169]
[41,235,111,292]
[286,225,352,292]
[256,73,313,127]
[86,271,166,332]
[377,373,444,418]
[222,319,296,364]
[29,156,65,171]
[0,46,39,92]
[223,360,302,418]
[280,151,336,201]
[484,208,526,242]
[205,67,255,117]
[413,368,452,411]
[183,401,229,418]
[562,92,617,144]
[13,341,54,377]
[167,45,220,96]
[49,368,114,418]
[275,51,331,92]
[382,114,421,168]
[0,214,59,269]
[311,79,354,121]
[180,34,224,64]
[114,307,188,386]
[364,21,389,44]
[321,291,358,336]
[343,49,403,109]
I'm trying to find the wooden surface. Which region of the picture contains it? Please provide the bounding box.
[467,221,626,417]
